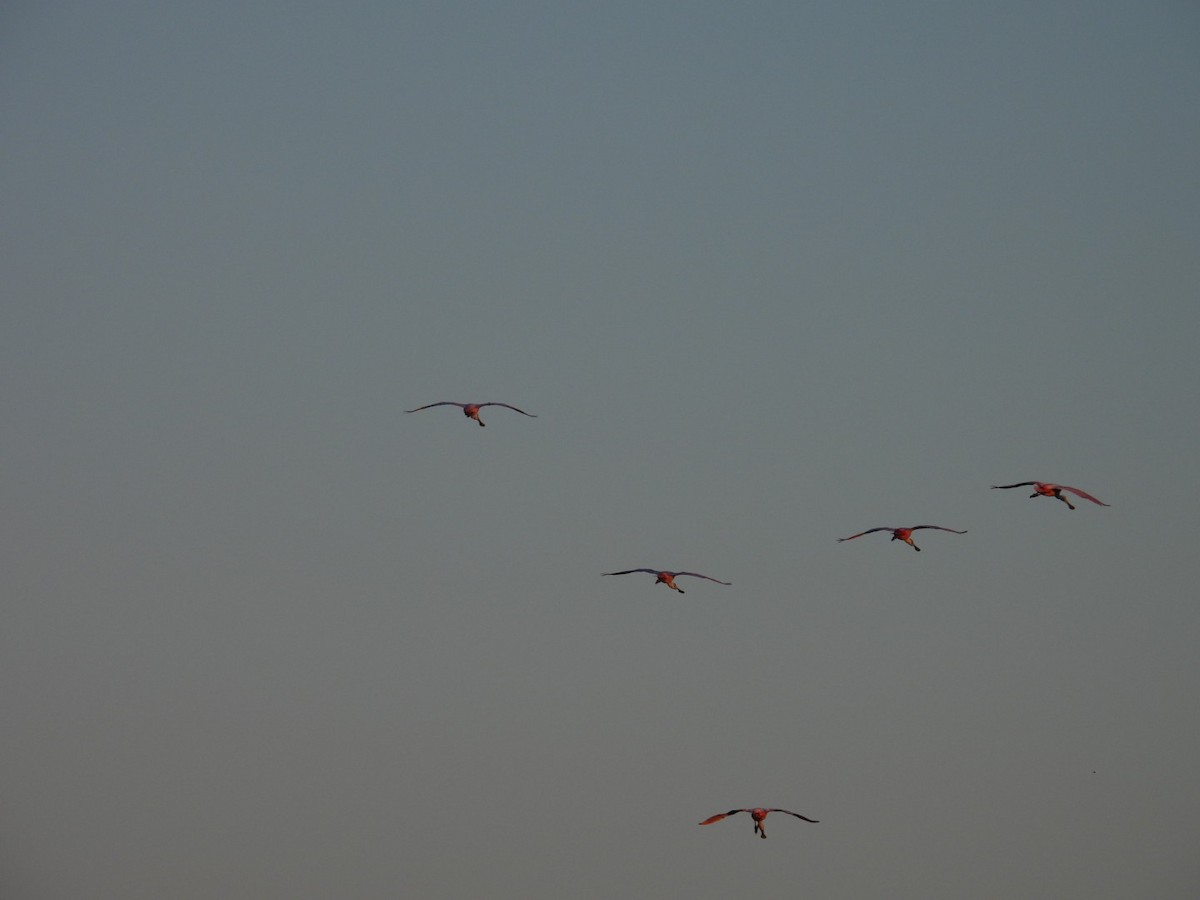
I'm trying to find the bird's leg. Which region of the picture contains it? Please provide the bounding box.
[1053,492,1074,510]
[911,543,921,551]
[477,420,486,426]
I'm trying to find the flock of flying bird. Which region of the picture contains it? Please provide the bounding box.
[407,398,1111,840]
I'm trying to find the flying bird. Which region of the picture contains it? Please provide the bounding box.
[991,481,1109,510]
[404,401,536,427]
[699,807,819,839]
[836,525,967,552]
[601,569,731,594]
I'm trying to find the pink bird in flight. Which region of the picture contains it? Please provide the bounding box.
[699,807,819,839]
[602,569,731,594]
[404,401,536,427]
[837,525,967,552]
[991,481,1109,510]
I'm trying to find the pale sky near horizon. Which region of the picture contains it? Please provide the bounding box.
[3,2,1199,898]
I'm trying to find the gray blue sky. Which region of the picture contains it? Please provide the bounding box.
[3,2,1198,897]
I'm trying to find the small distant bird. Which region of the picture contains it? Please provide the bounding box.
[836,525,967,552]
[699,807,819,839]
[601,569,731,594]
[404,401,536,427]
[991,481,1109,510]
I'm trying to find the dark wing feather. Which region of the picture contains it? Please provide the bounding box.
[911,526,968,534]
[405,401,465,413]
[673,572,732,585]
[770,808,819,823]
[480,402,537,417]
[602,569,659,576]
[1058,485,1109,506]
[837,527,892,542]
[991,482,1036,489]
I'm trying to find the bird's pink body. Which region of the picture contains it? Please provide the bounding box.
[836,525,967,552]
[602,568,731,594]
[699,806,819,839]
[653,572,683,592]
[991,481,1109,510]
[405,401,536,427]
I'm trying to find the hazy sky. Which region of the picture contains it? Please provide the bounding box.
[3,2,1198,897]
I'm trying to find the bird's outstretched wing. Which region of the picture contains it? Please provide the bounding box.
[991,482,1036,490]
[602,569,660,576]
[674,572,732,585]
[405,401,465,413]
[1059,485,1109,506]
[479,402,536,417]
[837,527,892,542]
[770,808,819,823]
[911,526,968,534]
[699,810,745,825]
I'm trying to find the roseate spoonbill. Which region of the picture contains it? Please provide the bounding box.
[991,481,1109,510]
[404,401,536,427]
[699,807,819,839]
[836,525,967,552]
[601,569,731,594]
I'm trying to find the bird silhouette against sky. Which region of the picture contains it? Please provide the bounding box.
[836,525,968,552]
[601,569,731,594]
[404,401,536,427]
[991,481,1109,510]
[699,807,819,839]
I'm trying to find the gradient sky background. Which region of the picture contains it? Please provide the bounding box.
[3,2,1198,898]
